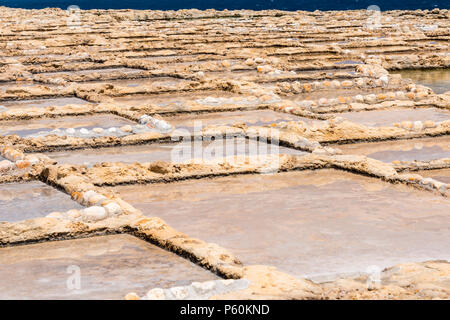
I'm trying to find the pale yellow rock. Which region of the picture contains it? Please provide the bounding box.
[120,125,133,133]
[221,60,231,68]
[245,58,255,66]
[401,121,413,130]
[423,120,436,128]
[124,292,140,300]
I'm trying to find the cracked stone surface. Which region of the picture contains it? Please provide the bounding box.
[0,6,449,300]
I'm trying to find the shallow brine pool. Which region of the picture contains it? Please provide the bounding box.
[339,108,450,127]
[107,169,450,278]
[0,114,135,137]
[0,181,83,222]
[41,137,306,166]
[164,110,312,132]
[0,234,218,299]
[337,136,450,163]
[0,97,90,110]
[394,68,450,94]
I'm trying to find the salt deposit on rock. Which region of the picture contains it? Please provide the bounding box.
[81,206,108,222]
[142,279,250,300]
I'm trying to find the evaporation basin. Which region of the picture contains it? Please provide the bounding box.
[0,234,218,299]
[107,169,450,279]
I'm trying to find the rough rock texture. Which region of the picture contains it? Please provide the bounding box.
[0,7,449,300]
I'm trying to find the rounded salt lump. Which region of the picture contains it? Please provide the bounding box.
[0,160,14,172]
[104,202,122,216]
[66,209,81,219]
[88,194,108,206]
[170,287,189,300]
[82,190,97,204]
[413,121,423,131]
[192,280,216,294]
[46,212,63,219]
[81,206,108,222]
[379,75,389,85]
[120,125,133,133]
[146,288,166,300]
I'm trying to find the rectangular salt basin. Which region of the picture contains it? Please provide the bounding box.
[0,81,57,93]
[111,91,241,107]
[86,77,185,87]
[0,97,90,110]
[165,110,310,132]
[337,136,450,164]
[107,170,450,278]
[282,87,387,101]
[139,54,223,63]
[41,137,307,166]
[0,181,83,222]
[38,67,145,77]
[339,108,450,127]
[204,70,265,80]
[0,114,135,137]
[165,59,240,67]
[417,169,450,184]
[0,234,218,299]
[394,68,450,94]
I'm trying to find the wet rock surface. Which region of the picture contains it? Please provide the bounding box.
[337,135,450,163]
[0,234,219,299]
[0,7,449,300]
[0,180,83,222]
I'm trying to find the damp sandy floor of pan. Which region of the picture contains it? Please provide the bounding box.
[32,54,84,60]
[0,180,83,222]
[0,234,219,299]
[204,70,259,79]
[39,137,307,166]
[111,91,246,107]
[139,54,192,62]
[0,97,90,110]
[334,60,364,65]
[335,136,450,163]
[281,67,356,78]
[85,77,185,87]
[0,81,58,92]
[394,68,450,94]
[337,107,450,127]
[277,87,388,100]
[417,168,450,184]
[203,69,320,80]
[106,169,450,279]
[164,110,316,132]
[38,67,146,77]
[164,58,241,67]
[0,114,135,137]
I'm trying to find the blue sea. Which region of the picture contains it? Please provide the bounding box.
[0,0,448,11]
